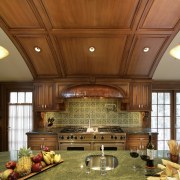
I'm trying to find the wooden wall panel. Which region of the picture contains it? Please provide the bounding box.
[125,36,168,77]
[42,0,140,28]
[15,35,60,77]
[140,0,180,29]
[0,0,41,28]
[55,36,127,76]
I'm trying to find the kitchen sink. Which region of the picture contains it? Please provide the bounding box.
[85,155,118,171]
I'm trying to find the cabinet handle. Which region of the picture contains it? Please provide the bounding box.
[44,104,46,108]
[42,104,44,108]
[139,104,140,108]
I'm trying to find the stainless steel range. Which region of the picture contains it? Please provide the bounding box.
[58,126,126,151]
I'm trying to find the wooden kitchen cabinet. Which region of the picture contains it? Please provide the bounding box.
[129,82,152,111]
[27,134,58,150]
[126,133,158,150]
[34,83,54,111]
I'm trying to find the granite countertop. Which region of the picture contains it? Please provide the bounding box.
[0,151,165,180]
[122,128,158,134]
[26,127,158,135]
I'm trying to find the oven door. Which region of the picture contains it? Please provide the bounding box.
[93,142,125,151]
[59,142,91,151]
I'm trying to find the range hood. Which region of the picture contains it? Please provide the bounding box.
[61,84,125,98]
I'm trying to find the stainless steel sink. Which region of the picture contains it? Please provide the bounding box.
[85,155,118,171]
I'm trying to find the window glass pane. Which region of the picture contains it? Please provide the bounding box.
[158,129,164,140]
[18,92,24,103]
[176,93,180,104]
[158,93,164,104]
[158,117,164,128]
[158,141,164,150]
[165,93,170,104]
[10,92,17,103]
[26,92,32,103]
[151,117,157,128]
[165,129,170,140]
[176,129,180,140]
[176,117,180,127]
[165,117,170,128]
[152,105,157,116]
[176,105,180,116]
[164,142,169,150]
[165,105,170,116]
[152,93,157,104]
[158,105,164,116]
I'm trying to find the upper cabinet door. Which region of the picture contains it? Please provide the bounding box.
[34,83,54,111]
[129,82,152,111]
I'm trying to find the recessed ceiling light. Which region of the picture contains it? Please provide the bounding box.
[89,47,95,52]
[169,45,180,60]
[0,46,9,59]
[34,46,41,53]
[143,47,150,52]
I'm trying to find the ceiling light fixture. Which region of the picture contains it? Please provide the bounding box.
[0,46,9,59]
[143,47,150,52]
[89,47,95,52]
[169,45,180,60]
[34,46,41,53]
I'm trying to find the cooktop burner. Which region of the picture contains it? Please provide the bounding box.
[98,126,124,133]
[60,127,87,133]
[60,126,124,133]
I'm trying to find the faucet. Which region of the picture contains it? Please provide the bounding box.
[100,145,106,175]
[88,119,91,128]
[101,145,104,156]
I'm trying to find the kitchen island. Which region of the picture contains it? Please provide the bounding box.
[0,150,166,180]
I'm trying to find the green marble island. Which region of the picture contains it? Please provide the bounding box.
[0,151,165,180]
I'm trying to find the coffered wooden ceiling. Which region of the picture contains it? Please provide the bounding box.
[0,0,180,81]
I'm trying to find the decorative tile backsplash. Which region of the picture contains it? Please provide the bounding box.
[46,98,142,127]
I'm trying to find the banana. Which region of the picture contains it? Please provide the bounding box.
[53,154,61,164]
[42,151,51,165]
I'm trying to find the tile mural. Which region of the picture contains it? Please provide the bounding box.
[46,98,142,127]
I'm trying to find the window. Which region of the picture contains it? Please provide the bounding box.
[8,92,33,151]
[151,92,171,150]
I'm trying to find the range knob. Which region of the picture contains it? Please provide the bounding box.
[71,135,74,139]
[114,136,117,140]
[80,136,83,140]
[67,136,70,139]
[111,135,113,139]
[94,135,96,139]
[101,136,104,140]
[74,136,77,139]
[60,136,64,140]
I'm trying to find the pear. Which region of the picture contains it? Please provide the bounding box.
[1,169,13,179]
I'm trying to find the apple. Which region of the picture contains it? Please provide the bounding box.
[32,153,43,163]
[43,146,50,152]
[8,171,19,180]
[31,162,42,172]
[5,161,16,169]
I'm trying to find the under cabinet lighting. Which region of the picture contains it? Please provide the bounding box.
[143,47,150,52]
[0,46,9,59]
[170,45,180,60]
[34,46,41,53]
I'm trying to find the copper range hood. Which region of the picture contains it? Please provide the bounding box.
[61,84,125,99]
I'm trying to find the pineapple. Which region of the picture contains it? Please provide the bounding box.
[16,147,33,177]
